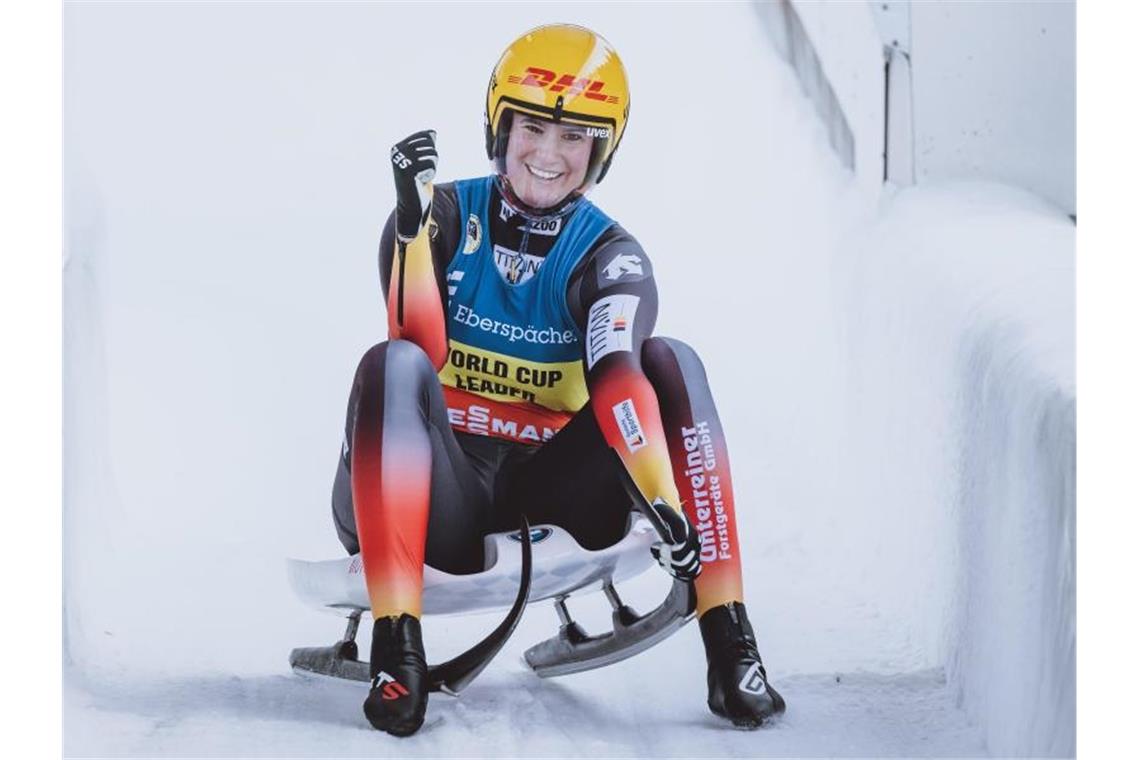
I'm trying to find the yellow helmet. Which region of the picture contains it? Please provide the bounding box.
[485,23,630,188]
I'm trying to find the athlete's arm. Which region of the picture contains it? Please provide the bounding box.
[572,231,683,513]
[378,179,461,372]
[379,132,453,370]
[573,233,700,577]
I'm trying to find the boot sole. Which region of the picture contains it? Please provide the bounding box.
[363,699,426,737]
[710,700,783,730]
[364,713,426,737]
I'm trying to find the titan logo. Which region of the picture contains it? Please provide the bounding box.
[373,670,410,701]
[507,67,621,104]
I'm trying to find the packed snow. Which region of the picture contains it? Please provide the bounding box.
[64,2,1073,756]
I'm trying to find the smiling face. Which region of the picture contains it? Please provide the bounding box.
[503,114,595,209]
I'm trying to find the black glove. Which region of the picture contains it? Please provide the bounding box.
[391,130,438,242]
[648,498,702,581]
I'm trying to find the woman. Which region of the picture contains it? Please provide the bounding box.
[331,23,785,736]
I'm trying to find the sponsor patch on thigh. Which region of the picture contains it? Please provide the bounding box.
[612,398,647,452]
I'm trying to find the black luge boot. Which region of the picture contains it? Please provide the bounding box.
[363,614,428,736]
[699,602,786,728]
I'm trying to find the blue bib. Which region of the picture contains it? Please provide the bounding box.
[438,176,613,413]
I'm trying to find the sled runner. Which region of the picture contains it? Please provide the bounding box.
[287,509,697,691]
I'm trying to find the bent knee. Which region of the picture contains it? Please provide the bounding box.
[357,338,432,365]
[383,339,436,375]
[355,339,436,384]
[642,336,707,378]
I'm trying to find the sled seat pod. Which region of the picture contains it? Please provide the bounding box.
[287,514,659,616]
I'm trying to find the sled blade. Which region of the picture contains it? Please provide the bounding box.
[427,515,533,694]
[524,577,696,677]
[290,643,370,682]
[289,610,369,682]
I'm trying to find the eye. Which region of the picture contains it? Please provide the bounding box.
[562,131,585,143]
[523,122,543,135]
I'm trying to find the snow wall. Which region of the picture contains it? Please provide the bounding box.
[761,1,1076,755]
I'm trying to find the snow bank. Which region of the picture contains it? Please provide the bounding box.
[764,1,1075,749]
[836,182,1075,756]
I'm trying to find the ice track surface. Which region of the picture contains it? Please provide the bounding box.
[67,674,985,758]
[66,608,984,758]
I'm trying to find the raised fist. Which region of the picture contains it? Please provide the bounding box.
[391,130,438,242]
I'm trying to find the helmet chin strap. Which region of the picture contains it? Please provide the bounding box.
[495,174,585,221]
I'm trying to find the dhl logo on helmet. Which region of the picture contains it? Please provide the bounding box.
[506,67,622,105]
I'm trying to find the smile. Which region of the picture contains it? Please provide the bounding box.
[525,164,563,181]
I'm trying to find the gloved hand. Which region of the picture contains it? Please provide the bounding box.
[391,130,438,242]
[647,498,702,581]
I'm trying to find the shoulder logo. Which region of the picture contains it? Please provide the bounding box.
[603,252,643,281]
[463,214,482,254]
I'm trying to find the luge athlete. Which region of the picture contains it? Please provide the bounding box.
[330,23,786,736]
